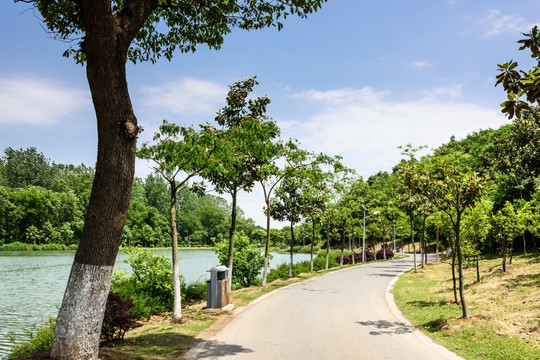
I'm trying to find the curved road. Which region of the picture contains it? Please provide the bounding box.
[188,256,462,360]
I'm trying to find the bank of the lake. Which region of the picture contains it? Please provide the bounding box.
[0,248,311,359]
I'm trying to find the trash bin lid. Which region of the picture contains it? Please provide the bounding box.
[208,265,228,273]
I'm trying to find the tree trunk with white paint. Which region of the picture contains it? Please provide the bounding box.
[51,2,141,356]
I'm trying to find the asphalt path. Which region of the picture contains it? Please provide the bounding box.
[188,255,463,360]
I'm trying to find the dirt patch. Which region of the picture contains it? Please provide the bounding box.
[195,311,236,341]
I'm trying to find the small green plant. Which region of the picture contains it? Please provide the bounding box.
[111,247,183,317]
[213,232,264,287]
[184,281,207,303]
[7,318,56,359]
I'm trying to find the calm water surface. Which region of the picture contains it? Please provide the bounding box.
[0,249,310,359]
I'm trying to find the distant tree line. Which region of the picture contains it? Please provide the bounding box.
[0,147,266,248]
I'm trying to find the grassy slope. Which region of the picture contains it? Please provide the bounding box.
[393,253,540,360]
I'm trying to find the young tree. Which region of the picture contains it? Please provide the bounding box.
[413,159,490,319]
[492,201,525,272]
[208,78,281,290]
[259,140,309,285]
[299,154,342,271]
[16,1,330,358]
[462,198,493,281]
[137,120,223,319]
[396,144,428,272]
[270,170,310,277]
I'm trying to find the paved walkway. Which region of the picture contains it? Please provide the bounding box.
[188,255,463,360]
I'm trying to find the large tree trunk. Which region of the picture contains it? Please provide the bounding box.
[51,4,139,358]
[170,183,182,319]
[262,203,271,286]
[228,187,238,291]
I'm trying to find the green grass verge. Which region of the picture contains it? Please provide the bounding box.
[393,253,540,360]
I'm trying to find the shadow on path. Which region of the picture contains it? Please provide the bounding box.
[195,340,254,359]
[355,320,412,336]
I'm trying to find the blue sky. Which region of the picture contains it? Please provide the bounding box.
[1,1,539,227]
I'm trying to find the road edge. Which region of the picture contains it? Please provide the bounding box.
[385,264,465,360]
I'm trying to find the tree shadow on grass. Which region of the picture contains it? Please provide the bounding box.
[405,299,448,308]
[355,320,412,336]
[421,318,448,333]
[102,331,200,360]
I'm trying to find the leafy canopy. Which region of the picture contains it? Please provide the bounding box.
[496,26,540,118]
[26,0,329,64]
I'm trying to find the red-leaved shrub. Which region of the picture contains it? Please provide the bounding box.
[335,251,374,264]
[376,248,394,260]
[101,292,138,341]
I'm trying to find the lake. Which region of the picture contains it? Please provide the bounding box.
[0,249,310,359]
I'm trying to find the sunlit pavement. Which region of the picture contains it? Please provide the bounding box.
[187,255,463,360]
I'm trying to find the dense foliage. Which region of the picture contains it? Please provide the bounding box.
[0,148,259,249]
[213,232,265,287]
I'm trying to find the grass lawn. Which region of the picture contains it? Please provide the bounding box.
[393,252,540,360]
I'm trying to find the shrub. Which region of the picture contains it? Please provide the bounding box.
[336,251,375,264]
[41,244,69,251]
[294,245,319,253]
[266,262,289,282]
[356,251,375,262]
[101,292,137,341]
[7,318,56,359]
[213,232,264,287]
[111,247,183,317]
[0,241,33,251]
[184,281,207,303]
[266,260,318,282]
[313,252,338,270]
[376,248,394,260]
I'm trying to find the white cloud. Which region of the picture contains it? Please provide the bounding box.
[139,78,228,115]
[409,61,433,68]
[481,9,534,38]
[0,77,90,125]
[292,87,390,106]
[283,85,507,179]
[421,83,463,100]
